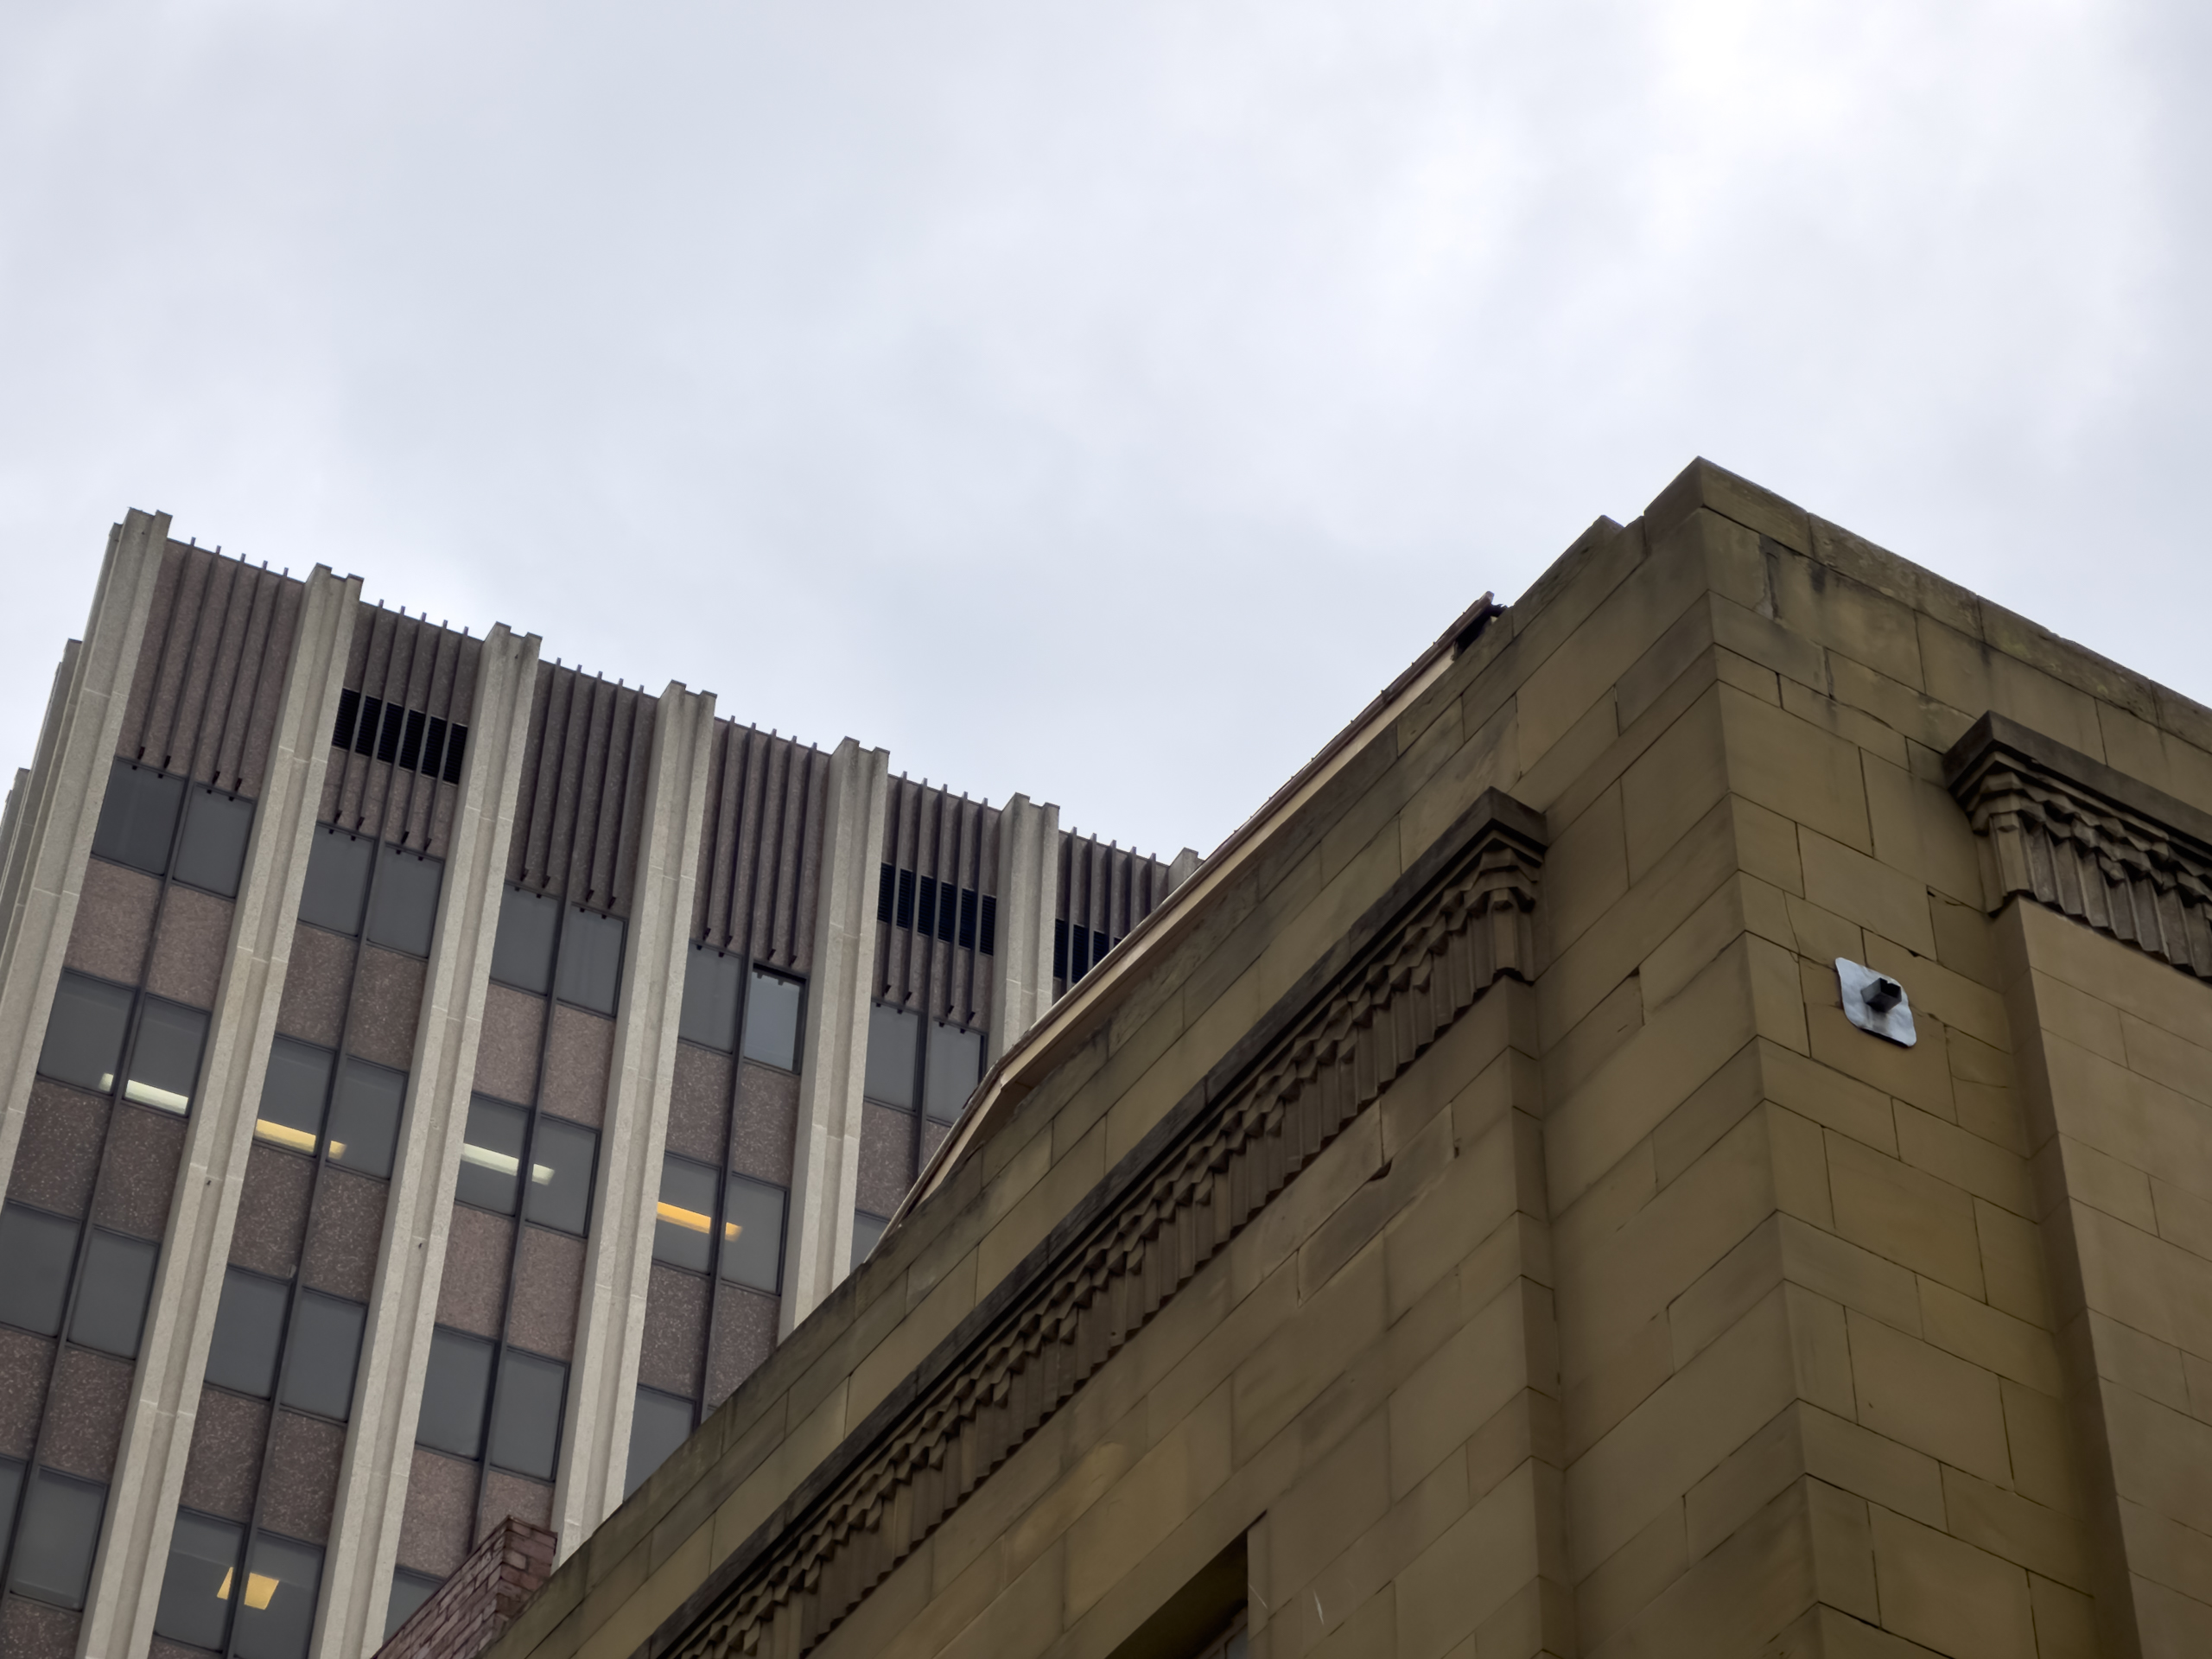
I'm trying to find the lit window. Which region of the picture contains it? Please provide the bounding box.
[455,1096,528,1213]
[652,1156,715,1273]
[126,997,210,1114]
[36,971,133,1096]
[155,1510,245,1650]
[231,1533,322,1659]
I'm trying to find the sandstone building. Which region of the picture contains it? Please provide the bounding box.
[0,523,1186,1659]
[469,462,2212,1659]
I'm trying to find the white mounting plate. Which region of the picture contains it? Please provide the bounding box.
[1836,957,1916,1047]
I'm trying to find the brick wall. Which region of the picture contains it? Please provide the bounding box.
[378,1518,557,1659]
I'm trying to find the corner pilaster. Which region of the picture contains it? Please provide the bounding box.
[988,792,1059,1060]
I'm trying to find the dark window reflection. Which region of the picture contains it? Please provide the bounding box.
[625,1387,694,1497]
[0,1458,17,1582]
[91,760,184,876]
[524,1118,596,1236]
[923,1021,982,1125]
[488,1351,567,1481]
[861,1002,918,1109]
[14,1469,106,1608]
[556,907,625,1014]
[850,1211,888,1274]
[232,1532,323,1659]
[456,1096,528,1214]
[490,884,559,995]
[652,1155,715,1273]
[72,1230,158,1358]
[417,1327,494,1459]
[327,1058,405,1178]
[721,1176,786,1294]
[677,943,742,1053]
[207,1268,288,1398]
[127,997,210,1115]
[385,1568,442,1643]
[366,845,443,957]
[256,1037,333,1156]
[741,970,802,1071]
[175,786,256,898]
[282,1293,365,1421]
[0,1204,77,1336]
[299,825,372,937]
[155,1510,246,1650]
[37,971,132,1095]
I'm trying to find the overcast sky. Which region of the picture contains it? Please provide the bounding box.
[3,1,2204,861]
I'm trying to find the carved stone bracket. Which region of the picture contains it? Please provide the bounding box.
[1945,712,2212,981]
[652,791,1543,1659]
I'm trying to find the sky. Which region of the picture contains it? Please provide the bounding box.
[3,0,2205,862]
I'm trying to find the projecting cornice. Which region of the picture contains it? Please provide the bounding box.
[1944,711,2212,980]
[643,789,1544,1659]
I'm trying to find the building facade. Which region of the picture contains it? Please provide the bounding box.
[0,519,1191,1659]
[479,461,2212,1659]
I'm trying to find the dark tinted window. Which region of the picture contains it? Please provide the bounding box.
[0,1205,77,1335]
[923,1021,983,1125]
[861,1002,918,1109]
[14,1470,107,1608]
[92,760,184,875]
[741,970,802,1071]
[556,907,625,1014]
[490,884,559,994]
[174,786,255,898]
[0,1458,20,1573]
[367,846,443,957]
[488,1351,567,1480]
[72,1230,158,1357]
[283,1293,365,1421]
[299,825,372,936]
[677,944,742,1052]
[38,971,132,1094]
[207,1268,288,1398]
[385,1569,442,1643]
[417,1327,494,1458]
[127,998,210,1116]
[721,1177,785,1294]
[456,1096,527,1213]
[850,1211,887,1273]
[524,1118,596,1236]
[328,1058,405,1178]
[653,1156,715,1273]
[232,1532,322,1659]
[256,1037,332,1156]
[625,1388,694,1497]
[156,1510,245,1649]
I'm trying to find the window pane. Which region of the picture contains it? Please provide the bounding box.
[366,845,443,957]
[524,1118,596,1236]
[128,998,210,1116]
[327,1058,405,1178]
[922,1021,982,1125]
[92,759,184,876]
[720,1177,786,1294]
[299,825,372,936]
[741,971,802,1071]
[861,1003,918,1109]
[487,1350,567,1481]
[0,1205,77,1336]
[556,908,625,1014]
[652,1156,715,1273]
[0,1458,20,1576]
[416,1327,494,1459]
[850,1211,887,1274]
[207,1268,288,1398]
[155,1509,245,1650]
[232,1533,323,1659]
[256,1037,332,1156]
[72,1230,158,1358]
[677,944,742,1053]
[489,884,558,995]
[385,1569,442,1642]
[38,971,132,1094]
[282,1292,366,1421]
[174,786,256,898]
[625,1388,694,1498]
[16,1471,107,1608]
[455,1096,527,1214]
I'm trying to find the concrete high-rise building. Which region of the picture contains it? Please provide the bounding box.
[0,514,1192,1659]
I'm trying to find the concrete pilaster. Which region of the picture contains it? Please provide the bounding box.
[780,738,889,1334]
[79,564,361,1659]
[0,512,167,1191]
[553,683,717,1560]
[987,792,1060,1061]
[315,624,542,1659]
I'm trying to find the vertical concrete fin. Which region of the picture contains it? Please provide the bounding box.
[988,794,1059,1063]
[80,563,361,1659]
[556,682,718,1558]
[0,512,166,1201]
[316,623,543,1659]
[782,740,890,1333]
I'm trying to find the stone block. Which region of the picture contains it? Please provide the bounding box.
[1798,1402,1945,1527]
[1847,1311,2011,1486]
[1776,1215,1922,1335]
[1894,1104,2032,1217]
[1867,1503,2035,1659]
[1619,690,1730,887]
[1573,1503,1685,1652]
[1827,1133,1984,1299]
[1940,1465,2087,1589]
[1806,994,1955,1122]
[1717,683,1873,855]
[1760,1040,1896,1156]
[1392,1459,1547,1659]
[1779,676,1910,770]
[1974,1200,2053,1331]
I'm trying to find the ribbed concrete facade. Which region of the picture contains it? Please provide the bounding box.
[0,524,1191,1659]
